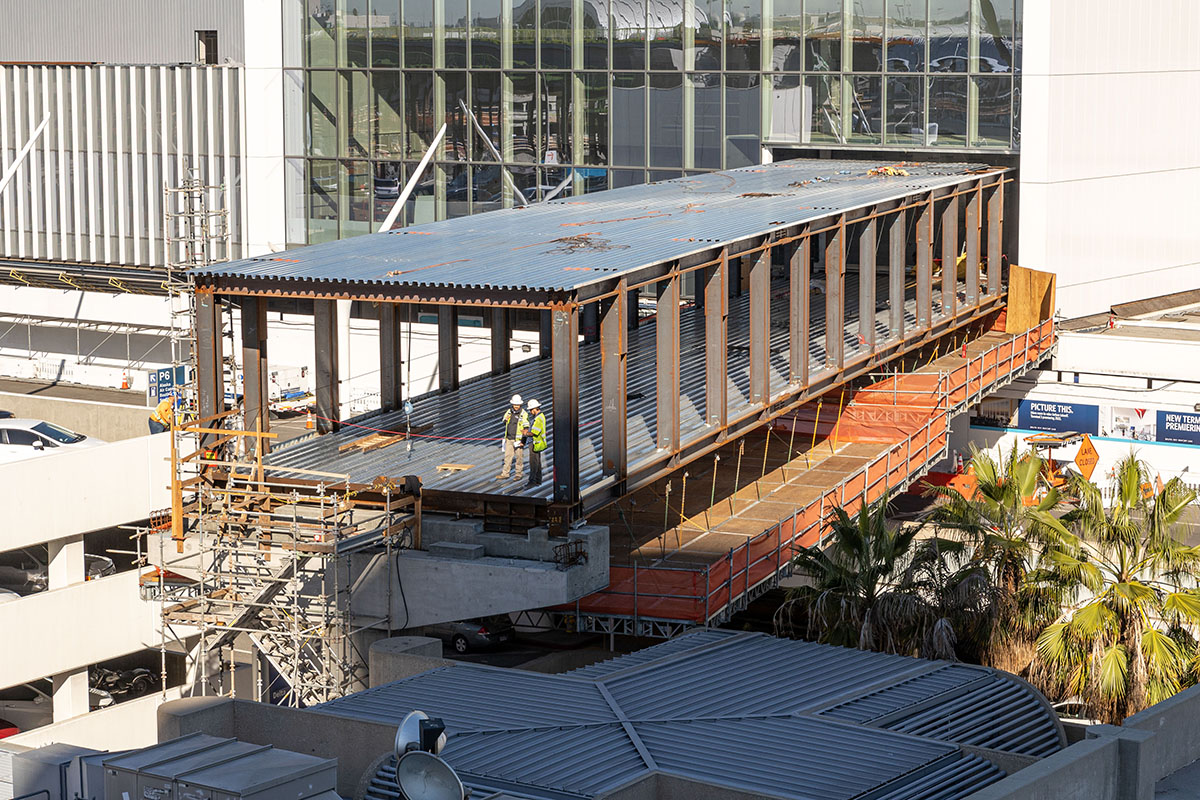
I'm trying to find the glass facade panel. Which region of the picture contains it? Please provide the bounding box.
[404,0,435,67]
[292,0,1023,242]
[370,0,400,67]
[805,0,842,71]
[849,0,884,72]
[470,0,503,68]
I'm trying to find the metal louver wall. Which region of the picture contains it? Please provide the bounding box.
[0,63,245,269]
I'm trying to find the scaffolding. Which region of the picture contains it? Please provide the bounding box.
[154,422,421,707]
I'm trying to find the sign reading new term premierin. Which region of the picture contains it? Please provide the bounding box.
[1017,400,1099,435]
[1158,410,1200,446]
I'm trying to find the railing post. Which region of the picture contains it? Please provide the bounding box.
[633,562,638,631]
[704,567,710,625]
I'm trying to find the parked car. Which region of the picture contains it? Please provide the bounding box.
[423,615,516,654]
[0,548,116,595]
[0,679,113,733]
[0,419,106,464]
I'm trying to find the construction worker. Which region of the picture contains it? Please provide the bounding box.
[148,394,175,434]
[497,394,528,481]
[524,399,547,487]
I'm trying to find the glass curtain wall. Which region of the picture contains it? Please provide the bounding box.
[286,0,1020,244]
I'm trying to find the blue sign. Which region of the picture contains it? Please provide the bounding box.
[1157,410,1200,446]
[149,365,188,401]
[1016,400,1099,434]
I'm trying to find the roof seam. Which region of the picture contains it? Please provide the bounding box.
[595,682,658,773]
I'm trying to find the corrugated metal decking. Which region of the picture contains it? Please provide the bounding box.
[323,630,1064,800]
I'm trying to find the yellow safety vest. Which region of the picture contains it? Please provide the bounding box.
[502,408,528,442]
[529,411,547,452]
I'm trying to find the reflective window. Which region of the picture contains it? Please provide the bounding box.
[513,0,538,69]
[692,73,721,169]
[373,70,403,158]
[805,74,842,143]
[647,1,683,70]
[725,0,761,71]
[446,0,469,68]
[541,0,572,69]
[403,0,435,67]
[928,76,967,146]
[648,73,683,167]
[341,70,370,158]
[471,72,503,157]
[309,70,337,157]
[470,0,503,68]
[694,0,722,70]
[344,5,370,67]
[848,0,884,72]
[404,72,435,157]
[308,0,337,67]
[444,72,470,160]
[444,162,470,216]
[769,74,803,143]
[374,161,404,229]
[582,0,609,68]
[370,0,400,66]
[612,0,647,70]
[611,168,645,188]
[508,73,538,162]
[973,76,1011,146]
[581,73,608,165]
[725,73,759,166]
[541,73,572,164]
[930,0,970,72]
[341,159,373,236]
[974,0,1015,73]
[886,1,925,72]
[805,0,841,71]
[611,73,646,166]
[884,74,923,145]
[770,0,804,72]
[308,159,338,242]
[848,74,881,144]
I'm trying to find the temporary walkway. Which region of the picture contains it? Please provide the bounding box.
[193,159,1012,526]
[552,316,1054,637]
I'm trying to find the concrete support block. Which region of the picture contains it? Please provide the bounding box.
[368,637,450,687]
[420,514,486,546]
[52,668,90,723]
[427,542,485,560]
[47,535,84,590]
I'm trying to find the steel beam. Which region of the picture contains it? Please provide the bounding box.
[379,302,404,412]
[987,179,1004,296]
[858,218,877,353]
[941,196,959,318]
[748,244,770,404]
[825,216,845,370]
[239,296,269,446]
[656,270,681,451]
[916,196,933,328]
[438,306,459,392]
[888,210,905,341]
[490,307,511,374]
[965,181,982,305]
[789,236,810,385]
[195,289,225,430]
[600,281,628,481]
[313,298,340,433]
[705,251,728,428]
[551,305,580,504]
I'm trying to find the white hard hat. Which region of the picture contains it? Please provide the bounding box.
[528,399,541,410]
[510,394,523,405]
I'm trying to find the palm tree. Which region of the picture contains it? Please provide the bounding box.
[923,443,1071,672]
[775,493,995,661]
[1033,453,1200,724]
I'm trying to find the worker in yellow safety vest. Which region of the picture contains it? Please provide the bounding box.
[148,395,176,434]
[523,399,547,488]
[497,394,529,481]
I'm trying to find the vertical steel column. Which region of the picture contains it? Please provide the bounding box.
[313,299,340,433]
[656,270,681,451]
[195,289,225,425]
[705,250,728,428]
[748,243,771,404]
[941,196,959,318]
[916,196,933,329]
[789,235,810,385]
[551,305,580,504]
[438,306,459,392]
[825,216,846,370]
[858,217,877,353]
[986,178,1004,296]
[600,281,627,481]
[240,297,270,445]
[539,309,553,356]
[965,182,982,305]
[490,307,511,374]
[627,287,640,330]
[379,302,404,412]
[888,209,906,341]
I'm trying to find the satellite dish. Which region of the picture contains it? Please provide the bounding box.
[395,710,447,758]
[395,751,464,800]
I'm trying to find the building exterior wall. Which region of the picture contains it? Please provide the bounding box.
[1017,0,1200,318]
[0,0,247,64]
[0,64,247,267]
[282,0,1021,245]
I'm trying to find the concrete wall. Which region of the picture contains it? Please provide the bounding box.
[367,637,453,688]
[1018,0,1200,318]
[0,434,170,552]
[0,570,160,689]
[0,391,150,441]
[5,687,183,751]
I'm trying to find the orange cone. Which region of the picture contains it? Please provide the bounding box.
[121,371,130,389]
[306,410,315,430]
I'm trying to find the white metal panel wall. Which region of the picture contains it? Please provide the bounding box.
[0,64,245,268]
[1019,0,1200,318]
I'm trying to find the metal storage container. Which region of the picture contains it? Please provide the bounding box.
[176,749,336,800]
[136,742,267,800]
[103,734,231,800]
[13,744,103,800]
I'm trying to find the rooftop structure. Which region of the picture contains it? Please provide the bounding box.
[322,629,1064,800]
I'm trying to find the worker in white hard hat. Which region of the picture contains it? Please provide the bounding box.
[523,399,547,488]
[497,393,529,481]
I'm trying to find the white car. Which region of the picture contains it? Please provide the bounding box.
[0,419,106,464]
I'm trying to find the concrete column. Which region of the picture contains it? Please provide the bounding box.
[52,669,90,723]
[48,534,84,589]
[336,299,353,418]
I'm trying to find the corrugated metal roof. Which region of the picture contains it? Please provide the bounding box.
[195,160,1005,297]
[315,631,1062,800]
